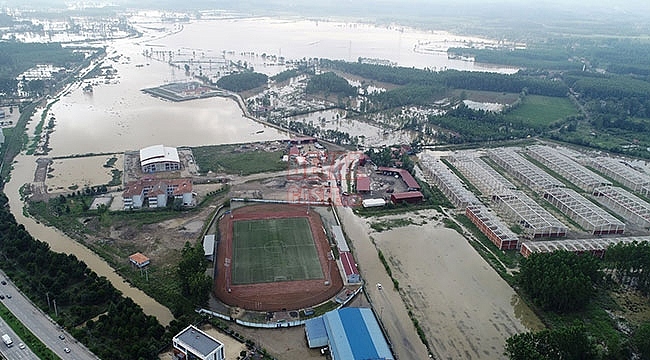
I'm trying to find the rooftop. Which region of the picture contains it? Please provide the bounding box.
[173,325,223,357]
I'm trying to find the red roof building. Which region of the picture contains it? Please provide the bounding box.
[391,191,424,204]
[356,176,371,192]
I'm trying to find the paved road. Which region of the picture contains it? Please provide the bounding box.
[0,316,37,359]
[0,273,99,360]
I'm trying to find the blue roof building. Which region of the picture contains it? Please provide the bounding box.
[305,307,394,360]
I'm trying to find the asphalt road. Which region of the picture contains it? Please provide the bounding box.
[0,316,37,359]
[0,273,99,360]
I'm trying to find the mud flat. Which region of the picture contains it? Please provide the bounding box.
[372,223,544,359]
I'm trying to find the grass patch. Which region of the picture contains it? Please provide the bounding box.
[232,217,322,284]
[193,144,286,175]
[370,218,415,232]
[505,95,578,128]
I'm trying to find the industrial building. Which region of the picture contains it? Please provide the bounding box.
[543,187,625,235]
[466,204,520,250]
[525,145,611,192]
[140,144,181,173]
[520,236,650,258]
[172,325,225,360]
[390,191,423,204]
[493,191,567,239]
[419,154,480,209]
[593,186,650,227]
[589,156,650,197]
[122,178,193,209]
[451,155,516,197]
[376,167,420,191]
[487,147,564,194]
[304,308,393,360]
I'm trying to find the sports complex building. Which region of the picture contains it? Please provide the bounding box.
[139,144,181,173]
[305,307,393,360]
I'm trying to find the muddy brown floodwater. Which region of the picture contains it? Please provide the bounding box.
[4,154,175,326]
[372,218,544,359]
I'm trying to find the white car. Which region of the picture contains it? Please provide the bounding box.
[18,343,25,349]
[376,283,383,290]
[64,347,71,353]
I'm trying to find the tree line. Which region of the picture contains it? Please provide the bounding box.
[506,247,650,359]
[0,193,175,359]
[216,71,268,92]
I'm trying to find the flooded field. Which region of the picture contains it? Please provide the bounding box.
[46,154,122,193]
[151,17,518,74]
[372,222,544,359]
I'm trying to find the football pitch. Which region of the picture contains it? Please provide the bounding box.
[232,217,324,285]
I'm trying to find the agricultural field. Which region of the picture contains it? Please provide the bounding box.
[232,217,323,284]
[505,95,579,127]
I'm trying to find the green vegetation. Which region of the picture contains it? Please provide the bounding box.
[192,144,286,175]
[232,218,322,284]
[216,72,268,92]
[504,95,578,128]
[0,193,171,360]
[370,217,415,232]
[519,251,600,313]
[0,42,85,79]
[306,71,357,97]
[177,241,212,308]
[505,323,598,359]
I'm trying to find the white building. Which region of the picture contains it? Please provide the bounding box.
[172,325,225,360]
[122,178,193,209]
[140,144,181,173]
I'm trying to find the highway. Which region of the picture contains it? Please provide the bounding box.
[0,316,37,359]
[0,272,99,360]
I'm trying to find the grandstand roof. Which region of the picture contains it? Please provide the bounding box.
[340,251,359,276]
[332,226,349,252]
[324,308,394,360]
[140,144,180,167]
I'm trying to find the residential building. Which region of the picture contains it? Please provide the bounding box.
[172,325,225,360]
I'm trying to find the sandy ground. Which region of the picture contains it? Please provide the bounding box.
[371,220,544,359]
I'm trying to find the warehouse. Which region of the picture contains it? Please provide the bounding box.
[589,156,650,197]
[593,186,650,227]
[304,307,393,360]
[520,236,650,258]
[451,155,516,197]
[466,204,519,250]
[487,147,564,194]
[525,145,611,192]
[493,191,567,239]
[419,154,479,209]
[543,187,625,235]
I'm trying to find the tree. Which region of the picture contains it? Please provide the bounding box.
[177,241,211,307]
[505,323,599,360]
[518,251,600,312]
[634,322,650,360]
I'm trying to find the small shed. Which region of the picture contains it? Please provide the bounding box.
[129,252,150,268]
[203,234,215,261]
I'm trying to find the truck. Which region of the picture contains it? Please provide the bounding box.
[2,334,13,347]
